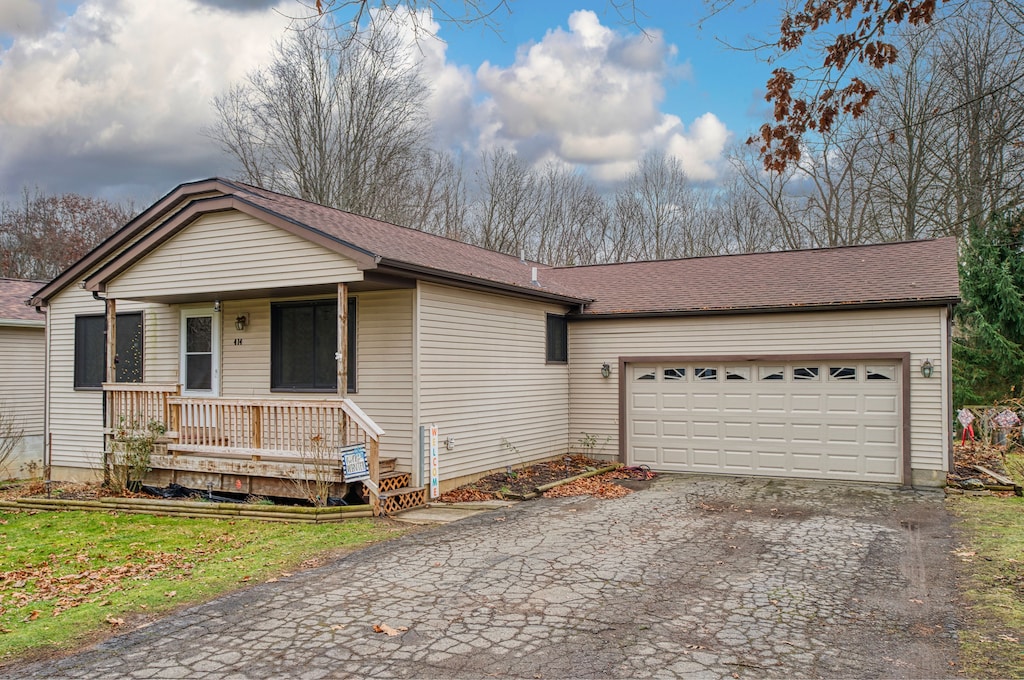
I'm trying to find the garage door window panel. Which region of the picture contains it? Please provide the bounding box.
[866,365,895,380]
[635,368,657,381]
[758,366,785,381]
[793,366,820,380]
[663,367,687,381]
[725,367,750,381]
[829,366,857,381]
[694,367,718,381]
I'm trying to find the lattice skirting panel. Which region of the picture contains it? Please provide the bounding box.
[381,488,427,515]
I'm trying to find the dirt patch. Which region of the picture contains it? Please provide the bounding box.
[438,458,657,502]
[438,456,606,501]
[0,480,107,502]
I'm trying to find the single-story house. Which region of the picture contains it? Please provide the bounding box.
[29,178,959,510]
[1,278,46,478]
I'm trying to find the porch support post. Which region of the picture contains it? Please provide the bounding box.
[104,298,116,486]
[105,298,117,386]
[337,283,348,398]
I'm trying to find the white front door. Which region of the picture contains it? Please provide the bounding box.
[180,307,220,397]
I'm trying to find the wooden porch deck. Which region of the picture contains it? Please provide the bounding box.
[103,384,424,514]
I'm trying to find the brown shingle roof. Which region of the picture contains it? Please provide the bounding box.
[227,181,586,302]
[0,278,46,323]
[36,177,961,316]
[546,238,960,316]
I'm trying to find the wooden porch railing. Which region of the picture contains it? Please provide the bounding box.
[103,383,181,432]
[103,385,386,514]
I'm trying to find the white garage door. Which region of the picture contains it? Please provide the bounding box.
[626,360,902,483]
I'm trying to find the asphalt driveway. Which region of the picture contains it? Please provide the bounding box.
[10,475,960,679]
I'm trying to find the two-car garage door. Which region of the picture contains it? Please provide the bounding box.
[626,359,903,483]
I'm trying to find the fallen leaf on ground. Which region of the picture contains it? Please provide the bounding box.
[164,591,177,598]
[542,474,631,499]
[373,623,408,636]
[105,615,125,626]
[331,624,346,631]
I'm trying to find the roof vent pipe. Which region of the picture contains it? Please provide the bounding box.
[531,267,538,285]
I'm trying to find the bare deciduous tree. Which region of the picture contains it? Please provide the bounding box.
[612,151,695,261]
[474,148,543,258]
[209,19,430,223]
[534,164,609,266]
[0,189,133,280]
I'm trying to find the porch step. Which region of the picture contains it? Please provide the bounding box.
[380,485,428,515]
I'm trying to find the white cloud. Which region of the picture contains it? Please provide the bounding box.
[0,0,297,199]
[0,0,60,39]
[369,7,476,150]
[473,9,729,182]
[0,3,734,201]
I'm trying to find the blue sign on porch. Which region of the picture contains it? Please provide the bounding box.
[341,445,370,482]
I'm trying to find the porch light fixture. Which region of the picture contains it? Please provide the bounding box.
[920,359,934,378]
[601,362,611,379]
[234,314,249,331]
[213,300,221,312]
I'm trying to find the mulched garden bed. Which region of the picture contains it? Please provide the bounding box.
[438,455,656,502]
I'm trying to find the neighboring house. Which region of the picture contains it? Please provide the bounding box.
[30,178,959,507]
[0,278,46,478]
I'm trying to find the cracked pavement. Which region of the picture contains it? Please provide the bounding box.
[9,475,960,679]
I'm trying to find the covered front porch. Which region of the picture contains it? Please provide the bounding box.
[104,383,425,514]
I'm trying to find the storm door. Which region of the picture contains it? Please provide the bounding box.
[180,307,221,396]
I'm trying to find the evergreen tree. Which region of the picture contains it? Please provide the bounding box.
[953,210,1024,406]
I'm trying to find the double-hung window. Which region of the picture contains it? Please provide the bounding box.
[74,312,144,389]
[271,298,356,392]
[546,314,568,364]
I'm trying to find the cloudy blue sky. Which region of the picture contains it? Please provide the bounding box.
[0,0,785,204]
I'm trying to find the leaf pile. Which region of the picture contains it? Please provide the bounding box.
[1,550,198,618]
[950,442,1016,486]
[437,488,495,503]
[445,455,607,498]
[542,473,631,499]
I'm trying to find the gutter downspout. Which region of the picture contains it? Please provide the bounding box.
[42,305,50,486]
[947,303,955,474]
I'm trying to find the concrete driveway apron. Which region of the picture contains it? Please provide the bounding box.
[10,475,960,679]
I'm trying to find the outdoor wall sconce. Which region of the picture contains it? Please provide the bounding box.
[920,359,934,378]
[601,362,612,378]
[234,314,249,331]
[213,299,221,312]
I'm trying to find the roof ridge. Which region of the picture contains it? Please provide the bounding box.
[228,179,556,270]
[549,237,956,272]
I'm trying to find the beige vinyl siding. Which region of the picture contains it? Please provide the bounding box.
[49,289,415,475]
[418,282,571,482]
[106,211,363,299]
[568,306,949,475]
[217,291,415,469]
[0,325,45,435]
[47,288,161,475]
